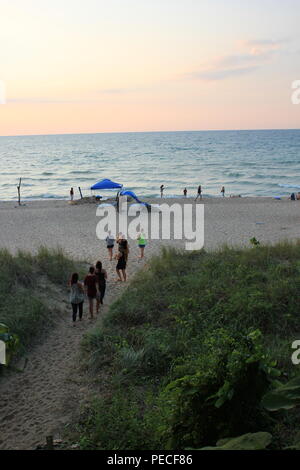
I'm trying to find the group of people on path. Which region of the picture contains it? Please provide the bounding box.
[69,261,107,325]
[68,231,147,324]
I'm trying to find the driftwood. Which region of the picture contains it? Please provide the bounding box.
[17,178,22,206]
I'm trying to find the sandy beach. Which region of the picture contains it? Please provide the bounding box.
[0,196,300,258]
[1,196,300,450]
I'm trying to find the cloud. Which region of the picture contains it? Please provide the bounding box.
[243,38,288,48]
[7,97,106,104]
[241,38,289,57]
[97,88,133,94]
[187,38,288,82]
[190,65,259,81]
[95,87,146,95]
[7,87,141,104]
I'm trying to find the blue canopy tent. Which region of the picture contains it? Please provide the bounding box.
[90,179,123,191]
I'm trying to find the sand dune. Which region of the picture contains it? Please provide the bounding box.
[0,196,300,449]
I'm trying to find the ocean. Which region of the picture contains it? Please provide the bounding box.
[0,129,300,201]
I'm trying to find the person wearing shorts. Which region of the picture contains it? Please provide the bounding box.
[84,266,98,319]
[69,272,84,325]
[137,231,147,258]
[116,249,127,282]
[95,260,107,313]
[106,231,115,261]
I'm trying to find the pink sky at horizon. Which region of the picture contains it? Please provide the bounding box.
[0,0,300,136]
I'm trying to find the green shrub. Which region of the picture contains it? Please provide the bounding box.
[0,247,82,359]
[155,329,278,449]
[78,243,300,449]
[78,391,155,450]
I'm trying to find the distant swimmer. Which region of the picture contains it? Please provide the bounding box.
[70,187,74,201]
[160,185,165,198]
[195,185,202,202]
[183,188,187,198]
[221,186,225,198]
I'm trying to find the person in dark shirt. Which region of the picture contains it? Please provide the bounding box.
[116,238,128,282]
[195,185,202,201]
[84,266,98,319]
[95,260,107,313]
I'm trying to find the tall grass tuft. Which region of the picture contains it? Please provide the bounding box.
[0,246,82,357]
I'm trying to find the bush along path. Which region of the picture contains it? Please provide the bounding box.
[74,244,300,450]
[0,248,129,450]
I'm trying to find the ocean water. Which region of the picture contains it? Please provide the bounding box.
[0,129,300,201]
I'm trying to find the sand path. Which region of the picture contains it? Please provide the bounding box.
[0,263,130,450]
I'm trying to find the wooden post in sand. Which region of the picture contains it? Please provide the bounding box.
[46,435,54,450]
[78,186,83,199]
[17,178,22,206]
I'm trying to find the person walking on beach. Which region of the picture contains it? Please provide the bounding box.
[95,260,107,313]
[137,230,147,258]
[116,190,121,212]
[69,273,84,326]
[116,242,127,281]
[117,234,130,261]
[106,230,115,261]
[183,188,187,198]
[221,186,225,197]
[160,184,165,198]
[70,187,74,201]
[195,185,202,201]
[84,266,98,319]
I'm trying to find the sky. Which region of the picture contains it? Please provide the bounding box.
[0,0,300,135]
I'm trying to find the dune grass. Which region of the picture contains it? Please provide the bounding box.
[0,247,82,356]
[78,242,300,450]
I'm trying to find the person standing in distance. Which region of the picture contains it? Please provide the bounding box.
[137,230,147,259]
[106,230,115,261]
[195,185,202,202]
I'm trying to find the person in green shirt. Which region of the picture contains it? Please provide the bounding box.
[137,230,147,258]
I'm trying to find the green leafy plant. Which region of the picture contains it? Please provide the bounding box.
[262,375,300,411]
[250,237,260,246]
[77,243,300,450]
[198,432,272,450]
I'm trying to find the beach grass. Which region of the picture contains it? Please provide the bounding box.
[0,247,82,357]
[77,242,300,450]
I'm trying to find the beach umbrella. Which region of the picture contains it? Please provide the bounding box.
[90,178,123,190]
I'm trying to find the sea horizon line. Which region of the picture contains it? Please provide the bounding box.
[1,127,300,139]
